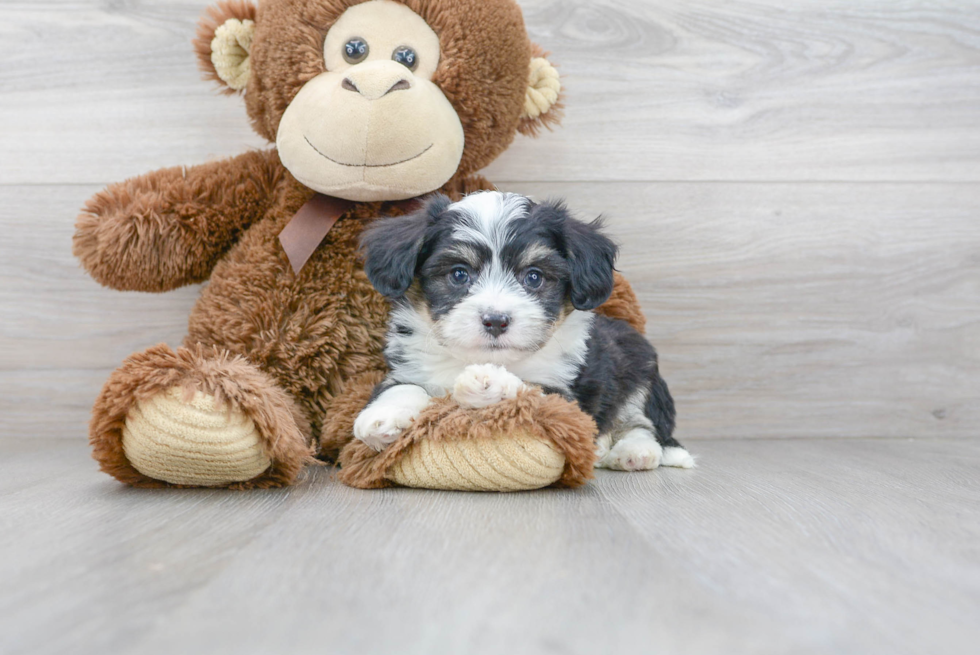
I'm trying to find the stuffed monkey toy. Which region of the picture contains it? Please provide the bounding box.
[74,0,647,490]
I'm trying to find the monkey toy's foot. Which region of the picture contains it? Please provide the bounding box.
[122,386,272,486]
[333,385,599,492]
[90,344,312,489]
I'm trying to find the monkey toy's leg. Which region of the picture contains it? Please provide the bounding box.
[76,151,314,487]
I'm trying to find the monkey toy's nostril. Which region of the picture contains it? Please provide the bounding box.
[385,79,412,95]
[482,313,510,338]
[342,77,410,99]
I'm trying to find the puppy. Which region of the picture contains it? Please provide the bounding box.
[354,191,694,471]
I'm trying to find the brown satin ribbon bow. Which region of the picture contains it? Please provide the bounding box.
[278,193,423,274]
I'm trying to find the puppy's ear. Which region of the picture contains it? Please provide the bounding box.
[566,216,618,310]
[537,201,618,310]
[360,194,451,297]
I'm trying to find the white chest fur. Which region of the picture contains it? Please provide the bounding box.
[386,306,594,396]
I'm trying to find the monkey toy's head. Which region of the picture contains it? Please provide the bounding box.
[195,0,562,201]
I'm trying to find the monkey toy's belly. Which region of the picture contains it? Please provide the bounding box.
[186,210,390,416]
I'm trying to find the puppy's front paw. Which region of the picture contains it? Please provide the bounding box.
[353,386,431,451]
[353,405,415,451]
[453,364,526,409]
[597,430,663,471]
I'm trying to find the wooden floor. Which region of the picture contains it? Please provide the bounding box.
[2,0,979,652]
[1,437,978,655]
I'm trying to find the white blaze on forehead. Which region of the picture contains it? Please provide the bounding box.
[448,191,529,249]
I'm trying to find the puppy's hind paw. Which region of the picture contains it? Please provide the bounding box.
[662,446,696,469]
[453,364,526,409]
[597,430,663,471]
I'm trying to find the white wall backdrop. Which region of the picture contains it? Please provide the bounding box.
[1,0,978,441]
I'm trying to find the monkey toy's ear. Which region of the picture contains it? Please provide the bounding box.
[517,45,563,137]
[193,0,257,93]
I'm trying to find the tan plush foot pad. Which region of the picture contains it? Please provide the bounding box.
[337,388,598,491]
[123,387,272,487]
[387,430,566,491]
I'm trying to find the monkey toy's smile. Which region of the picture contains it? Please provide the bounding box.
[303,136,434,169]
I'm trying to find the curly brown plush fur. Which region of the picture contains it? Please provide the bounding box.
[75,150,283,292]
[74,0,645,489]
[602,271,647,335]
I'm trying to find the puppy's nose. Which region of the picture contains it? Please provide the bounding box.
[482,313,510,337]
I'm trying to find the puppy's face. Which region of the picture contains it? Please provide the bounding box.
[418,193,568,354]
[361,191,617,358]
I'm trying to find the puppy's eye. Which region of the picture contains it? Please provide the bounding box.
[450,266,470,285]
[343,38,369,64]
[523,268,544,289]
[392,46,418,71]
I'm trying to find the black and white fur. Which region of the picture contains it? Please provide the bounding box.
[354,191,694,471]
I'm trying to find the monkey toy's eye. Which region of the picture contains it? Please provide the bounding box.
[523,268,544,289]
[449,266,470,286]
[343,38,369,64]
[392,46,418,71]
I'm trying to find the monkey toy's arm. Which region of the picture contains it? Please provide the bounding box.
[73,150,283,292]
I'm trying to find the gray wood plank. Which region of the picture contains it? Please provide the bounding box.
[3,182,977,440]
[0,444,300,655]
[0,0,267,186]
[597,438,980,655]
[2,1,979,184]
[488,0,980,183]
[0,437,977,655]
